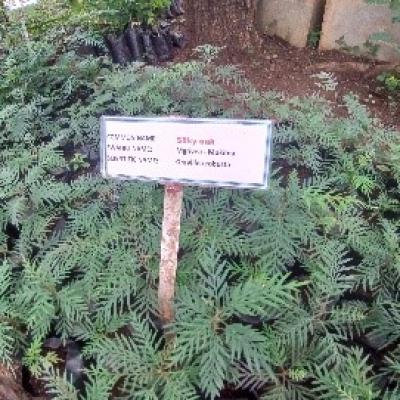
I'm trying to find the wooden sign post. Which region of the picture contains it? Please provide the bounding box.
[100,116,273,326]
[158,183,183,325]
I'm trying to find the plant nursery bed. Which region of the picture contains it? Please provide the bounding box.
[1,1,400,399]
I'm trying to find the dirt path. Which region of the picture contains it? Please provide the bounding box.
[176,0,400,128]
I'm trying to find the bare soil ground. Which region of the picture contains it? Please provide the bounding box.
[175,0,400,128]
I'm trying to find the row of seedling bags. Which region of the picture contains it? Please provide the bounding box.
[105,0,185,64]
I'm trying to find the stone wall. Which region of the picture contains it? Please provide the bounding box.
[319,0,400,62]
[256,0,326,48]
[256,0,400,62]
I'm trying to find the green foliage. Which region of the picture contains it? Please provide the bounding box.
[313,348,377,399]
[42,367,80,400]
[4,0,172,41]
[378,71,400,92]
[10,0,72,38]
[0,17,400,400]
[307,30,321,49]
[75,0,172,28]
[23,338,60,377]
[0,1,9,39]
[88,314,199,399]
[171,249,301,398]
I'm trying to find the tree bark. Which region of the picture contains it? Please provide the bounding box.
[184,0,261,51]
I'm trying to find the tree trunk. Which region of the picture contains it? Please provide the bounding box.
[184,0,261,52]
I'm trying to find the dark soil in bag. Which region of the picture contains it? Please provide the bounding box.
[125,27,144,61]
[104,34,130,64]
[151,30,173,61]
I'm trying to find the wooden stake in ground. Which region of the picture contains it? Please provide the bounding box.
[158,184,184,326]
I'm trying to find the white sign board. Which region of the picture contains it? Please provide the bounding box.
[4,0,38,10]
[100,117,273,189]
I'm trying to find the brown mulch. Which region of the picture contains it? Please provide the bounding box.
[175,0,400,128]
[0,363,41,400]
